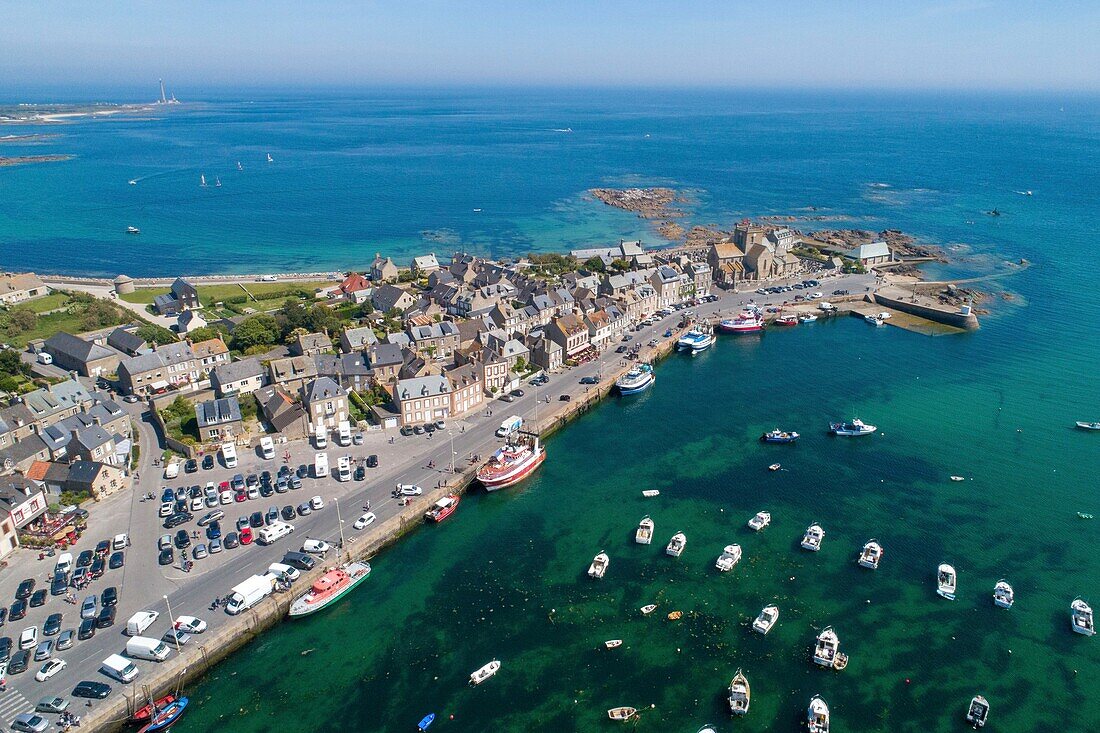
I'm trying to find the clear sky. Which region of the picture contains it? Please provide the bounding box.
[4,1,1098,92]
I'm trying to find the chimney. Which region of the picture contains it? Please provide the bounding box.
[93,416,102,426]
[70,428,80,443]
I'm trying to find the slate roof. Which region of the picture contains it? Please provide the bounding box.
[194,398,242,428]
[303,377,344,404]
[212,358,264,385]
[106,327,147,355]
[44,332,115,364]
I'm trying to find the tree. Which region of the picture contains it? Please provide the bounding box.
[0,349,28,377]
[6,308,36,334]
[583,256,606,273]
[306,304,340,334]
[356,301,375,318]
[610,258,632,272]
[232,314,281,350]
[185,324,229,343]
[136,323,178,346]
[79,300,121,330]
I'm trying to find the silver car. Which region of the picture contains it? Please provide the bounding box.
[80,594,98,620]
[33,640,53,662]
[12,713,49,733]
[55,629,75,651]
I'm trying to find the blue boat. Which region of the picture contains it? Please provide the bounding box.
[615,364,655,395]
[418,713,436,731]
[676,328,715,354]
[760,429,800,444]
[140,697,189,733]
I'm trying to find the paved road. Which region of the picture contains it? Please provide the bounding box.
[0,271,874,723]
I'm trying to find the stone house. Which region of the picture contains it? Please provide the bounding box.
[211,358,267,397]
[708,242,747,288]
[267,355,318,392]
[301,377,348,430]
[257,387,309,440]
[545,314,590,358]
[291,332,333,357]
[445,364,484,417]
[411,253,441,275]
[0,272,48,305]
[105,327,148,356]
[372,284,417,314]
[339,326,379,353]
[177,309,208,334]
[408,321,460,360]
[370,254,399,283]
[844,241,892,267]
[153,277,200,315]
[43,332,120,378]
[528,335,563,372]
[649,266,684,307]
[0,476,48,528]
[60,460,129,500]
[365,344,404,387]
[194,397,243,442]
[394,375,451,427]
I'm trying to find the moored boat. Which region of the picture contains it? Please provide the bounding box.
[858,540,883,569]
[607,707,637,722]
[768,463,781,471]
[677,327,715,353]
[752,605,779,634]
[642,489,660,497]
[993,580,1014,609]
[966,695,990,728]
[666,531,687,557]
[801,523,825,551]
[950,475,966,481]
[477,435,545,490]
[830,418,876,436]
[727,669,750,715]
[424,494,460,522]
[140,697,189,733]
[469,659,501,686]
[640,603,658,615]
[813,627,847,670]
[615,364,655,395]
[604,639,623,649]
[635,516,654,545]
[133,695,176,722]
[1071,598,1095,636]
[418,713,435,731]
[807,695,830,733]
[667,610,683,621]
[937,563,958,600]
[127,226,141,234]
[715,544,742,571]
[718,312,764,334]
[775,314,798,326]
[288,561,371,617]
[747,510,771,531]
[865,314,885,326]
[761,428,799,444]
[799,313,818,323]
[588,552,610,579]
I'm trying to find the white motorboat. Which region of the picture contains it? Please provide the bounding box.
[799,313,818,323]
[747,511,771,531]
[768,463,782,472]
[812,626,846,669]
[801,524,825,551]
[752,605,779,635]
[126,226,141,234]
[830,418,877,436]
[807,695,830,733]
[727,669,750,716]
[635,516,654,545]
[642,489,660,498]
[666,531,686,557]
[604,639,622,649]
[588,552,609,579]
[950,475,966,481]
[128,179,137,185]
[993,580,1014,609]
[607,707,636,722]
[469,659,501,686]
[937,563,957,600]
[1076,421,1100,430]
[865,314,884,326]
[715,544,742,572]
[236,161,243,171]
[966,695,990,728]
[858,540,884,569]
[640,604,658,615]
[697,726,717,733]
[1071,598,1095,636]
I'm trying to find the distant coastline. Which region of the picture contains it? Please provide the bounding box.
[0,154,73,167]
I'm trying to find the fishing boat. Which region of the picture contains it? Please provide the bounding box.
[588,552,610,579]
[768,463,781,471]
[667,611,683,621]
[424,494,460,522]
[727,669,751,715]
[1076,421,1100,430]
[604,639,623,649]
[937,563,958,600]
[139,697,189,733]
[718,312,764,334]
[607,707,637,722]
[200,174,207,187]
[807,695,830,733]
[642,489,660,498]
[966,695,990,728]
[799,313,818,323]
[776,314,798,326]
[418,713,435,731]
[801,524,825,551]
[993,580,1014,609]
[753,605,779,634]
[635,516,654,544]
[615,364,655,395]
[133,695,176,722]
[858,540,884,569]
[469,660,501,686]
[288,561,371,617]
[127,226,141,234]
[747,511,771,531]
[761,428,799,444]
[1071,598,1095,636]
[813,627,847,669]
[676,327,715,353]
[477,435,545,490]
[640,604,658,615]
[666,531,687,557]
[715,544,742,571]
[829,418,877,436]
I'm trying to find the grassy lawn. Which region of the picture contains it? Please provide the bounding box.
[0,298,131,349]
[22,292,72,314]
[121,280,328,307]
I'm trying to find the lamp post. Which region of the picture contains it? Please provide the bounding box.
[449,430,455,474]
[163,595,180,652]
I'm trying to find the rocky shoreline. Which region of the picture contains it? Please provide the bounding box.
[0,154,73,167]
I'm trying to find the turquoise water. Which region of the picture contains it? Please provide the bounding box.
[4,90,1099,730]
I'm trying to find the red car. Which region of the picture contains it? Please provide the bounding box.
[239,527,253,545]
[234,491,248,503]
[218,481,231,492]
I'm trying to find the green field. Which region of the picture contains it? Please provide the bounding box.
[21,292,72,314]
[121,280,328,308]
[0,295,131,348]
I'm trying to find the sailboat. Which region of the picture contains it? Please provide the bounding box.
[237,161,243,171]
[266,153,274,163]
[215,177,222,188]
[200,174,208,187]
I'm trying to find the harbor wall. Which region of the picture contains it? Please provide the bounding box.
[871,291,979,329]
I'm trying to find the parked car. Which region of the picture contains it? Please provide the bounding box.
[310,496,324,510]
[173,616,207,634]
[296,502,312,516]
[296,464,309,479]
[71,681,112,699]
[301,539,330,555]
[239,527,253,545]
[8,649,30,674]
[352,433,363,445]
[354,466,365,481]
[43,614,62,636]
[10,600,27,621]
[80,596,97,620]
[206,521,222,540]
[34,697,68,714]
[365,454,378,468]
[164,512,191,529]
[174,530,191,549]
[101,586,118,608]
[209,538,222,554]
[56,629,75,651]
[192,544,208,560]
[49,575,68,597]
[249,511,264,528]
[33,640,53,662]
[76,550,93,568]
[77,619,96,640]
[198,509,224,526]
[201,455,215,470]
[29,590,47,608]
[11,713,49,733]
[354,512,377,530]
[223,532,239,549]
[109,552,125,570]
[184,459,198,473]
[162,629,191,647]
[95,606,116,629]
[281,505,296,521]
[158,548,174,566]
[89,557,105,579]
[94,540,111,557]
[0,636,11,662]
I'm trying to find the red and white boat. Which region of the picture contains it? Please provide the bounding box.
[425,494,460,522]
[775,314,798,326]
[718,312,764,334]
[288,561,371,618]
[477,436,545,491]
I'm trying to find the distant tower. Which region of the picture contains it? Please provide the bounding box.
[159,79,167,104]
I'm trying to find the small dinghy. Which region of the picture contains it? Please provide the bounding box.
[418,713,436,731]
[635,516,654,545]
[607,707,637,722]
[604,639,623,649]
[993,580,1014,609]
[966,695,990,728]
[727,669,750,715]
[640,604,658,615]
[753,605,779,635]
[667,610,683,621]
[1071,598,1095,636]
[937,563,958,600]
[715,544,742,571]
[807,695,830,733]
[469,660,501,685]
[588,552,609,579]
[768,463,782,471]
[747,510,771,531]
[858,539,883,569]
[642,489,660,497]
[950,475,965,481]
[801,523,825,551]
[666,531,687,557]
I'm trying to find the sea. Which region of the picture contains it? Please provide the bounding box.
[3,89,1099,731]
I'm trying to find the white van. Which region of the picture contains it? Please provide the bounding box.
[221,442,238,469]
[267,562,301,583]
[313,452,329,479]
[336,456,351,482]
[314,424,328,449]
[125,610,159,637]
[36,352,54,365]
[163,461,180,480]
[256,521,295,545]
[225,575,275,615]
[126,636,171,662]
[54,553,74,576]
[259,436,275,460]
[336,420,352,447]
[100,653,139,683]
[496,415,523,438]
